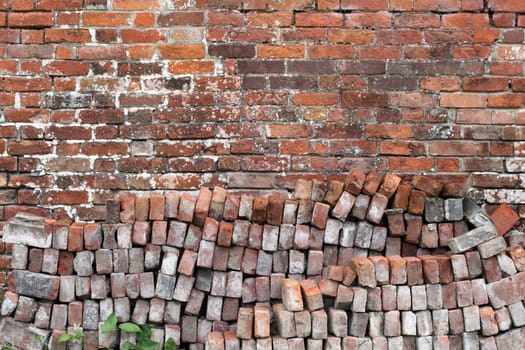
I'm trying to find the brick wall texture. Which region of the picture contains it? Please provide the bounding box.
[0,0,524,224]
[1,175,525,349]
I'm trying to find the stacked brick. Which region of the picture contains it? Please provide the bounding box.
[1,171,525,349]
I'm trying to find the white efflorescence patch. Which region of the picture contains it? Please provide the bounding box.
[484,189,525,204]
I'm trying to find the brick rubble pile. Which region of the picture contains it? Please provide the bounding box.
[1,170,525,350]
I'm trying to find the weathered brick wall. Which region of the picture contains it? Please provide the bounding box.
[0,0,524,224]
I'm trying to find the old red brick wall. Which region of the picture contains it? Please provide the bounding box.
[0,0,524,224]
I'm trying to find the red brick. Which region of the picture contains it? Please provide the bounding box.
[324,180,344,207]
[387,256,407,285]
[490,203,520,236]
[362,171,383,196]
[350,257,376,288]
[132,221,150,246]
[344,169,366,195]
[267,199,284,226]
[376,173,400,198]
[217,221,233,247]
[296,12,344,27]
[405,257,424,286]
[386,210,405,236]
[9,12,53,28]
[68,223,84,252]
[83,224,101,251]
[311,202,330,229]
[391,184,410,210]
[408,189,426,215]
[148,195,165,221]
[346,13,392,28]
[437,256,453,284]
[252,197,268,224]
[420,256,440,284]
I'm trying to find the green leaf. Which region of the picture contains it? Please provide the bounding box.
[101,314,118,334]
[119,322,141,333]
[165,338,177,350]
[136,324,152,343]
[139,339,159,350]
[58,333,73,343]
[122,341,137,350]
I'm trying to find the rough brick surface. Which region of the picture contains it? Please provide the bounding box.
[2,172,525,349]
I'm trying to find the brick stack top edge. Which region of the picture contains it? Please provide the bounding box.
[1,171,525,349]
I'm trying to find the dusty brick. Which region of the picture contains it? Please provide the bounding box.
[478,236,507,258]
[350,194,370,220]
[209,186,227,221]
[238,194,254,220]
[167,221,187,248]
[90,274,107,299]
[448,224,498,254]
[237,307,254,339]
[498,252,517,276]
[386,209,405,237]
[262,224,279,251]
[297,199,314,225]
[300,279,324,311]
[178,194,196,223]
[324,180,345,207]
[328,308,347,337]
[151,221,168,246]
[350,256,376,288]
[369,256,389,285]
[282,279,304,311]
[408,189,426,215]
[294,179,313,200]
[282,200,298,225]
[366,193,388,224]
[388,256,407,285]
[483,256,503,283]
[165,193,180,219]
[490,203,520,236]
[378,173,401,198]
[311,202,330,229]
[252,197,268,224]
[392,184,411,210]
[344,169,366,195]
[508,245,525,271]
[223,195,240,221]
[352,221,373,250]
[3,213,53,249]
[331,191,356,222]
[193,187,212,227]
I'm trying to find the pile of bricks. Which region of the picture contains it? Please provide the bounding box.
[1,170,524,349]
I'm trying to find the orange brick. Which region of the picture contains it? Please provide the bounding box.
[341,0,387,10]
[309,45,355,58]
[420,77,460,91]
[258,44,304,58]
[158,44,205,59]
[345,13,392,27]
[443,13,489,28]
[247,12,293,27]
[328,29,374,43]
[113,0,160,10]
[293,92,339,106]
[82,12,130,26]
[296,12,344,27]
[440,93,487,108]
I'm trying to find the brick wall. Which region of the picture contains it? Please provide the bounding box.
[0,0,524,223]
